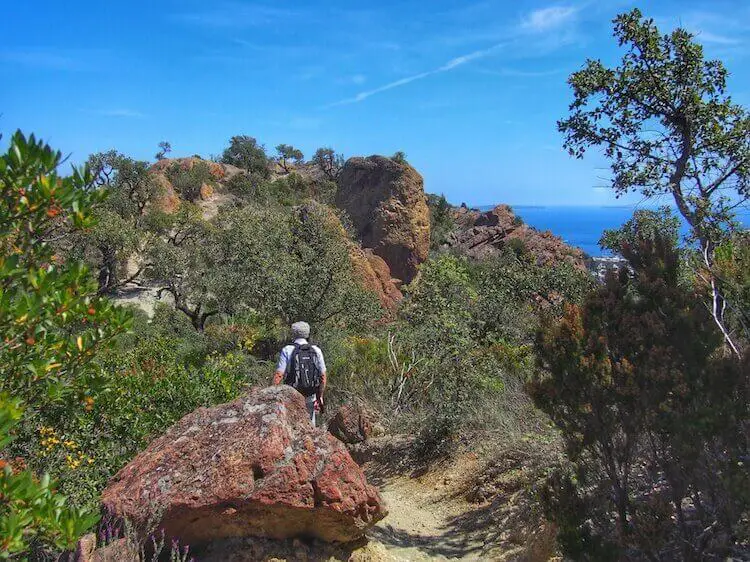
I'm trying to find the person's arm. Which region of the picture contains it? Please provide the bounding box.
[273,347,288,385]
[315,347,327,403]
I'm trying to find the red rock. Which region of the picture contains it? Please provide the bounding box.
[349,247,403,314]
[446,204,586,270]
[101,386,386,546]
[336,156,430,284]
[328,404,376,444]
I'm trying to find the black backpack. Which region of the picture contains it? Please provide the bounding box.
[284,343,321,396]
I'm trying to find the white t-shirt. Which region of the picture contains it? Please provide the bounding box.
[275,338,326,375]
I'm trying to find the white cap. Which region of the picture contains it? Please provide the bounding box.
[291,321,310,339]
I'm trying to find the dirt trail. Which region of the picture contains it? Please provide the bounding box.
[369,476,483,561]
[356,439,558,562]
[360,448,500,561]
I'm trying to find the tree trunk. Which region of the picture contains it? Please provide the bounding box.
[98,246,119,294]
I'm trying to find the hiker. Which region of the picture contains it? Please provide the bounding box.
[273,321,327,425]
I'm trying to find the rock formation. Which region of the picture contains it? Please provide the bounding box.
[101,386,386,546]
[349,247,403,314]
[304,202,403,315]
[328,403,377,444]
[447,204,586,270]
[336,156,430,284]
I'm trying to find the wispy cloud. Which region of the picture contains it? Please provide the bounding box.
[174,3,302,28]
[477,67,567,78]
[0,50,82,70]
[693,31,742,46]
[522,6,578,33]
[327,43,504,107]
[87,109,145,118]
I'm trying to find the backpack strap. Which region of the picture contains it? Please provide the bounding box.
[284,343,302,385]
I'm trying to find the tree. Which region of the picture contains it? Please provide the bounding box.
[0,132,130,555]
[154,140,171,160]
[145,202,379,331]
[312,147,344,180]
[559,8,750,357]
[76,151,165,294]
[599,206,681,254]
[426,193,455,250]
[275,144,304,173]
[145,204,219,331]
[391,151,408,165]
[220,135,269,178]
[529,231,748,558]
[166,159,216,202]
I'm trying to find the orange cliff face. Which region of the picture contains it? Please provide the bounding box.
[335,156,430,285]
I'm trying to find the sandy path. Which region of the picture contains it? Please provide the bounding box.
[363,453,491,562]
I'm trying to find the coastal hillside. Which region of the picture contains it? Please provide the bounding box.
[2,7,749,562]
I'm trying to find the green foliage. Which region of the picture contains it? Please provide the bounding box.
[599,206,680,254]
[425,193,455,250]
[275,144,304,173]
[312,147,344,180]
[402,254,477,352]
[529,231,749,558]
[145,201,380,331]
[0,132,131,413]
[0,132,132,557]
[221,135,269,178]
[0,396,99,557]
[224,170,271,200]
[75,150,166,294]
[391,151,407,165]
[166,160,215,202]
[558,8,750,355]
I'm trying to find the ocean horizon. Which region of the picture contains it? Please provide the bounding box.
[475,204,750,257]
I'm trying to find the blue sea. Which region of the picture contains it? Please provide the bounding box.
[476,205,750,257]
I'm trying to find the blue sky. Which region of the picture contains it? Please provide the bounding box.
[2,0,750,206]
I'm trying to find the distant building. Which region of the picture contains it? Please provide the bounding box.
[590,256,629,283]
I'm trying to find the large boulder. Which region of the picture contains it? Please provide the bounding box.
[101,386,387,546]
[328,403,376,444]
[336,156,430,284]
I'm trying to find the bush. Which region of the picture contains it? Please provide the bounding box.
[0,132,131,556]
[221,135,269,177]
[426,193,455,250]
[528,233,749,558]
[166,160,216,202]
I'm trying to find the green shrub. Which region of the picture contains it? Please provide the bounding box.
[221,135,269,177]
[166,160,216,202]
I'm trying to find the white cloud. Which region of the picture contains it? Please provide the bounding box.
[174,4,301,28]
[693,31,742,45]
[89,109,145,118]
[0,49,90,71]
[522,6,578,33]
[327,43,504,107]
[477,67,566,78]
[351,74,367,85]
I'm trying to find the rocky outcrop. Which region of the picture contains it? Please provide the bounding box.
[349,247,402,314]
[309,202,403,315]
[447,205,586,270]
[328,404,377,444]
[149,157,244,213]
[101,386,387,546]
[336,156,430,284]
